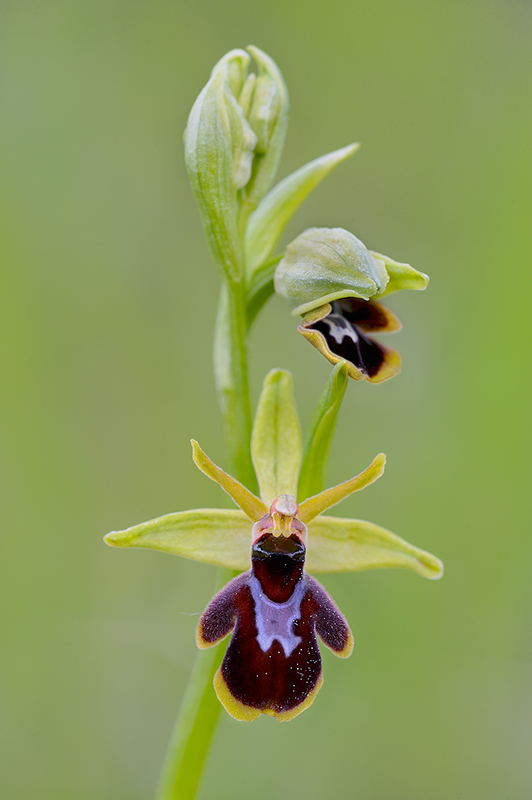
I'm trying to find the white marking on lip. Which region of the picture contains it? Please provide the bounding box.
[250,577,304,658]
[322,314,359,344]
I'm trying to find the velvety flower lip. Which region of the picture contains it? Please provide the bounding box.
[197,495,353,722]
[299,297,402,383]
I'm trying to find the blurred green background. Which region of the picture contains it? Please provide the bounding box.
[1,2,530,798]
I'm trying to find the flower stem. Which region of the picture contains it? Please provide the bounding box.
[155,568,237,800]
[156,277,255,799]
[213,278,257,493]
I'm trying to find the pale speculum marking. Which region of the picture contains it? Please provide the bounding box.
[322,314,359,344]
[249,576,304,658]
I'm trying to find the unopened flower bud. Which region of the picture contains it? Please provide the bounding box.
[275,227,389,315]
[242,46,289,213]
[184,50,257,282]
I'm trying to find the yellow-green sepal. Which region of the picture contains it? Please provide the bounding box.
[104,508,251,570]
[184,50,257,283]
[298,361,349,502]
[274,227,389,315]
[251,369,302,505]
[306,515,444,579]
[371,251,429,298]
[245,144,359,276]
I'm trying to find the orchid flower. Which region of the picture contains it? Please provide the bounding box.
[105,368,442,722]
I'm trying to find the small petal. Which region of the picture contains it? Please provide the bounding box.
[299,453,386,523]
[191,439,268,521]
[251,370,302,505]
[104,508,251,570]
[305,515,444,579]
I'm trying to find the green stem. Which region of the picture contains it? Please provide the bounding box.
[155,568,237,800]
[156,278,255,799]
[213,278,257,492]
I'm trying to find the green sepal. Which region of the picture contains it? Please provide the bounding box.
[371,251,429,298]
[245,253,283,329]
[251,369,302,505]
[104,508,251,571]
[191,439,267,521]
[274,227,389,315]
[306,515,444,579]
[245,144,359,276]
[298,361,349,502]
[240,46,289,217]
[184,51,257,283]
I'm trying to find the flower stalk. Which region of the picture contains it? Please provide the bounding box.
[213,279,256,492]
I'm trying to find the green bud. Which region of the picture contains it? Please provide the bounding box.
[240,46,289,215]
[275,227,389,315]
[212,48,249,97]
[185,46,291,282]
[184,49,257,282]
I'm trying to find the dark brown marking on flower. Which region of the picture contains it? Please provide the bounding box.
[332,298,399,333]
[220,578,323,716]
[311,314,388,378]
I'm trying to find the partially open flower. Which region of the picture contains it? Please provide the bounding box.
[275,227,429,382]
[105,370,443,722]
[299,297,402,382]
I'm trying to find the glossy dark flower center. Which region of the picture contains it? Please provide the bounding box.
[311,299,388,378]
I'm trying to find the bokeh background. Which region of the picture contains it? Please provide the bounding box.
[1,2,531,798]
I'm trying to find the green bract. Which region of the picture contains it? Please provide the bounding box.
[105,369,443,581]
[298,361,348,501]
